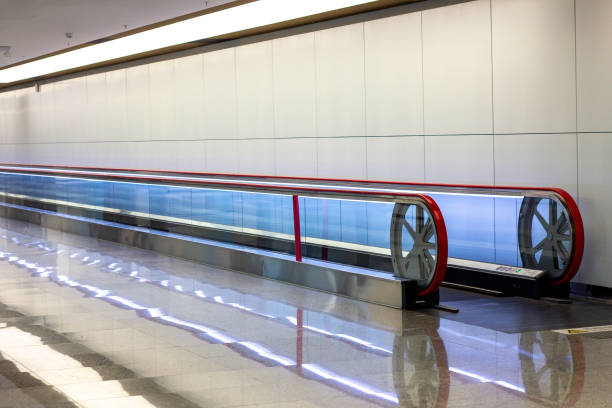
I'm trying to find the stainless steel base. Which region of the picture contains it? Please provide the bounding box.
[0,202,414,309]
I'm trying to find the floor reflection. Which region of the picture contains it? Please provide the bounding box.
[519,332,584,407]
[0,224,588,407]
[392,324,449,408]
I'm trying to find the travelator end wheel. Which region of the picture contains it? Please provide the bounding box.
[390,202,440,292]
[518,197,574,285]
[391,201,453,310]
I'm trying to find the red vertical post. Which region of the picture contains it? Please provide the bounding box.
[292,194,302,262]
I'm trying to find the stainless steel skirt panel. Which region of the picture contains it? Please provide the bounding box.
[0,203,409,308]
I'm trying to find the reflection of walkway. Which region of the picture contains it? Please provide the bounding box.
[520,332,584,408]
[0,229,405,406]
[0,221,587,408]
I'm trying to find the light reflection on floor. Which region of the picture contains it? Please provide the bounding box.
[0,219,607,407]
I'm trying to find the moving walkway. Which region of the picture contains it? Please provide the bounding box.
[0,163,584,307]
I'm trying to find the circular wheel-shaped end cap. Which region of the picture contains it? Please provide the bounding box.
[390,202,445,295]
[518,197,575,282]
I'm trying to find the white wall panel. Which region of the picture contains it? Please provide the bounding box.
[64,77,87,143]
[275,139,317,177]
[175,55,204,141]
[577,133,612,286]
[149,60,176,141]
[100,142,118,167]
[205,140,238,173]
[422,0,492,135]
[24,143,38,164]
[53,80,69,143]
[106,69,127,143]
[0,145,8,162]
[30,90,44,146]
[317,137,366,178]
[494,133,577,196]
[366,136,424,182]
[425,134,494,184]
[0,92,16,145]
[107,141,133,169]
[58,142,78,165]
[2,144,16,162]
[119,141,145,169]
[42,144,56,165]
[576,0,612,132]
[86,73,107,142]
[236,42,274,139]
[147,141,177,170]
[273,33,316,139]
[20,86,40,145]
[365,13,423,136]
[126,64,151,142]
[315,24,365,137]
[40,84,56,145]
[41,144,55,165]
[72,143,91,166]
[12,88,27,144]
[91,141,110,166]
[492,0,576,134]
[27,143,42,164]
[176,140,206,172]
[203,48,237,140]
[79,142,96,166]
[238,139,275,175]
[116,141,136,168]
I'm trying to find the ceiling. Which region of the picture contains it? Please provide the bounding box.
[0,0,237,68]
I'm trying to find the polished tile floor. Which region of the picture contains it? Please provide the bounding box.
[0,218,611,407]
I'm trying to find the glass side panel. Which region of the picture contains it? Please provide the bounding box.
[301,197,393,255]
[428,193,523,267]
[0,172,297,256]
[300,197,395,272]
[0,171,555,272]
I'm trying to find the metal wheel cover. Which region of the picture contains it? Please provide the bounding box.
[518,197,573,281]
[390,203,438,290]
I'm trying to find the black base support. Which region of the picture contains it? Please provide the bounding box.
[443,265,544,298]
[401,280,442,310]
[541,281,571,299]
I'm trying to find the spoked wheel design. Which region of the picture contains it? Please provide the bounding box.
[518,197,574,281]
[519,332,583,405]
[390,203,439,291]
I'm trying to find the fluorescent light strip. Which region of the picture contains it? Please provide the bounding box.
[0,0,376,83]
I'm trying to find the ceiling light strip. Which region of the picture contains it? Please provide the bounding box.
[0,0,379,84]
